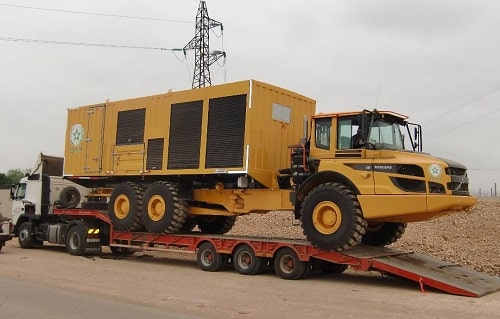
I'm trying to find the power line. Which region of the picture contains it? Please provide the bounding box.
[422,84,500,126]
[427,106,500,139]
[0,36,174,51]
[0,3,193,24]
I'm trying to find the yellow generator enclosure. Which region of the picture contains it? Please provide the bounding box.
[64,80,316,189]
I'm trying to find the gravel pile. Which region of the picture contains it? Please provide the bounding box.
[228,199,499,277]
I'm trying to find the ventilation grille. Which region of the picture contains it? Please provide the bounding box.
[206,94,247,168]
[116,108,145,145]
[146,138,164,170]
[167,100,203,169]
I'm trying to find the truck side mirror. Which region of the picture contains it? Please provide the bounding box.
[9,184,16,200]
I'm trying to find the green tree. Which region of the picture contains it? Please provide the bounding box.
[0,173,10,189]
[0,169,30,189]
[6,169,28,184]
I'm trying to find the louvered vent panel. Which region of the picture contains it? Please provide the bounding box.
[167,100,203,169]
[206,94,247,168]
[146,138,164,170]
[116,108,146,145]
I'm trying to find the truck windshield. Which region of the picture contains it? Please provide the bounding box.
[368,120,405,150]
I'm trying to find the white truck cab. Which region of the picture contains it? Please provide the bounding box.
[10,153,88,231]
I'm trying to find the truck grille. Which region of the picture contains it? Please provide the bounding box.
[446,167,470,196]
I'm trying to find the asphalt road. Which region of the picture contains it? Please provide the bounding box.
[0,276,201,319]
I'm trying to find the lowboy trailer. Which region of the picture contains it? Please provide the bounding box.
[45,207,500,298]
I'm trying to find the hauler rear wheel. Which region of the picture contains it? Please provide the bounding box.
[300,182,367,251]
[109,182,144,231]
[141,182,187,233]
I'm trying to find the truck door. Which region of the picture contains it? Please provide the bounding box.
[85,105,105,173]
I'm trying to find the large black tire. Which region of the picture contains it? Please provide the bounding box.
[109,182,144,231]
[197,242,229,272]
[273,247,308,280]
[141,182,187,233]
[66,224,86,256]
[300,183,367,251]
[18,222,41,249]
[362,222,407,246]
[58,186,81,208]
[196,216,236,234]
[233,244,265,275]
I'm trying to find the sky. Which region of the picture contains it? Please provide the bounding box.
[1,0,500,195]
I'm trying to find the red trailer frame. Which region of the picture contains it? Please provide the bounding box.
[54,208,500,298]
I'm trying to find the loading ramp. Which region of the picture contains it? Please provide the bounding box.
[318,244,500,297]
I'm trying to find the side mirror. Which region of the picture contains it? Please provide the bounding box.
[9,184,16,200]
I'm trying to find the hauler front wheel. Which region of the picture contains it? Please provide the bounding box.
[300,182,367,251]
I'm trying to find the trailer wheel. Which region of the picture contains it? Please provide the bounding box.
[196,216,236,234]
[18,222,36,249]
[233,244,265,275]
[58,186,81,208]
[109,182,144,231]
[362,222,407,246]
[273,247,308,280]
[300,183,367,251]
[142,182,187,233]
[66,225,86,256]
[197,242,228,272]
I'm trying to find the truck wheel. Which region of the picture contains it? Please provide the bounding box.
[142,182,187,233]
[197,242,228,272]
[18,222,37,249]
[66,225,86,256]
[58,186,81,208]
[362,222,407,246]
[109,182,144,231]
[196,216,236,234]
[273,247,308,280]
[300,183,367,251]
[233,244,265,275]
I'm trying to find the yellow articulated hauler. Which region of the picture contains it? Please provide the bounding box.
[64,79,476,251]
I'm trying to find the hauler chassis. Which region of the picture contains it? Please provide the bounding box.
[45,208,500,298]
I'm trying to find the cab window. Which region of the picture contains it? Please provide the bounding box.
[14,183,27,200]
[315,118,331,150]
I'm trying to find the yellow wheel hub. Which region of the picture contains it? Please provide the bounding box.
[114,194,130,220]
[312,201,342,234]
[148,195,166,222]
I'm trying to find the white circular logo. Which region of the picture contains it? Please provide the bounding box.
[70,124,85,146]
[428,164,442,177]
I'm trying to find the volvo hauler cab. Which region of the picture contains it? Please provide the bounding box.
[285,109,476,250]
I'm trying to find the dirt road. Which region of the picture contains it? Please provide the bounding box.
[1,241,498,319]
